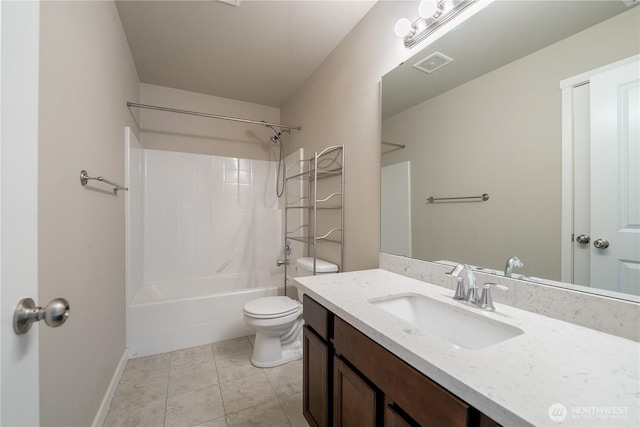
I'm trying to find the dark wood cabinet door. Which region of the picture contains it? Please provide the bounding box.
[333,356,377,427]
[384,400,418,427]
[304,326,330,427]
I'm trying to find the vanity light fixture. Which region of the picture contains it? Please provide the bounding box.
[418,0,442,19]
[395,0,481,49]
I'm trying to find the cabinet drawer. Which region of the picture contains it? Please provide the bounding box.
[333,317,473,427]
[303,295,332,341]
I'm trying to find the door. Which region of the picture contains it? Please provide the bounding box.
[589,59,640,294]
[384,400,417,427]
[0,1,41,425]
[333,355,377,427]
[303,326,330,427]
[381,161,412,257]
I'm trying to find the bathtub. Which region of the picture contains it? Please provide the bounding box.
[127,273,282,358]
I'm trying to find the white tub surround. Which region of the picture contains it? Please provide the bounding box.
[380,253,640,342]
[141,149,281,284]
[295,269,640,427]
[126,145,285,358]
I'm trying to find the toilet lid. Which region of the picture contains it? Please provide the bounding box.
[244,296,300,318]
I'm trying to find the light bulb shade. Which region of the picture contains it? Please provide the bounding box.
[394,18,412,37]
[418,0,439,18]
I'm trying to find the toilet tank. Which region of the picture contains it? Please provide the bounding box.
[295,257,338,277]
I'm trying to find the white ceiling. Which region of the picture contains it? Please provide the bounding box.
[115,0,376,108]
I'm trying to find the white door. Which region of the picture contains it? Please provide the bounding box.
[589,59,640,294]
[381,161,412,257]
[0,2,41,425]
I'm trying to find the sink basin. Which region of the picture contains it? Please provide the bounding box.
[369,293,523,350]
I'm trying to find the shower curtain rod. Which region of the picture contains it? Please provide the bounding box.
[126,102,302,131]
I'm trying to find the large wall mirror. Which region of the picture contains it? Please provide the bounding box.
[381,0,639,301]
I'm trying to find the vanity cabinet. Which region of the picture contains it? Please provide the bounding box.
[302,295,500,427]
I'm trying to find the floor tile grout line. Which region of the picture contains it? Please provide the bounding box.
[163,350,173,427]
[224,397,290,420]
[227,399,295,427]
[109,336,311,426]
[276,397,295,427]
[167,382,220,400]
[213,349,231,418]
[220,371,278,417]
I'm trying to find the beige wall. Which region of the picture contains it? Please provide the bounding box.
[140,83,281,160]
[280,1,419,271]
[38,2,140,425]
[381,7,639,279]
[280,0,638,275]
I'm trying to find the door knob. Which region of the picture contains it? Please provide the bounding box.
[576,235,590,244]
[13,297,70,335]
[593,239,610,249]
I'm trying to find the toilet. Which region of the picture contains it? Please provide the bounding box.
[243,257,338,368]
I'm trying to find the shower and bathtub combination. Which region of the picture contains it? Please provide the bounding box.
[125,126,297,358]
[124,100,343,362]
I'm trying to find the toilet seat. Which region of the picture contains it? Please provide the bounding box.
[243,296,301,319]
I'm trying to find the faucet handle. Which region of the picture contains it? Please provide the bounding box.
[484,283,508,291]
[453,276,466,300]
[476,283,508,311]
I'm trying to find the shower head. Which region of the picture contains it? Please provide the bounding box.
[264,124,282,144]
[261,122,286,198]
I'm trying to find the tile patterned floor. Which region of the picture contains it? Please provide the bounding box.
[104,336,310,427]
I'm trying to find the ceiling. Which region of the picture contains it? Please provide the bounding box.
[382,0,635,119]
[115,0,376,108]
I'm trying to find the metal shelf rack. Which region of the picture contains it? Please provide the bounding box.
[284,145,344,279]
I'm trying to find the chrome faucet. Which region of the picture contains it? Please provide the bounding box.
[276,240,292,267]
[447,264,480,304]
[448,264,509,311]
[476,283,509,311]
[504,256,523,278]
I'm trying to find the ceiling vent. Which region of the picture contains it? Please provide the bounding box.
[413,52,453,74]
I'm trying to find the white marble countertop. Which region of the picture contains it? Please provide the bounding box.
[294,269,640,427]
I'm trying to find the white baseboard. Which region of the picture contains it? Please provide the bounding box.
[92,348,129,427]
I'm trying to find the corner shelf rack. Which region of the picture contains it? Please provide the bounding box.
[284,145,344,277]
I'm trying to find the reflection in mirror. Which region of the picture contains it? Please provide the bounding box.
[381,1,640,301]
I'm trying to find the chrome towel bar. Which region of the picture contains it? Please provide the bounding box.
[427,193,489,203]
[381,141,406,155]
[80,170,128,194]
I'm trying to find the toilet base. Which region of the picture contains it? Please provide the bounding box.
[250,329,303,368]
